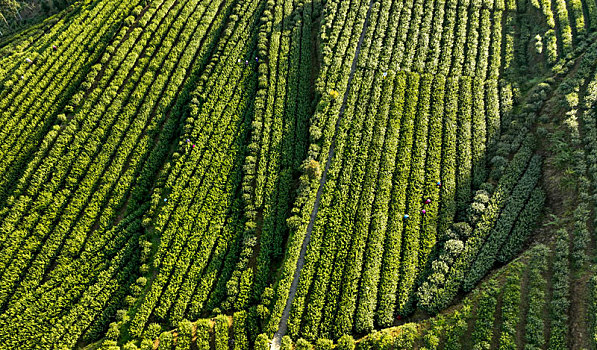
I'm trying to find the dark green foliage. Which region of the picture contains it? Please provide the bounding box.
[497,264,523,349]
[315,338,333,350]
[470,282,499,349]
[255,334,270,350]
[337,335,356,350]
[233,311,248,350]
[215,316,230,350]
[195,320,211,350]
[0,0,588,345]
[296,338,313,350]
[547,230,570,349]
[174,320,193,350]
[524,245,549,350]
[157,331,173,350]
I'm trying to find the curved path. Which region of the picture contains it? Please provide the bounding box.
[270,1,375,348]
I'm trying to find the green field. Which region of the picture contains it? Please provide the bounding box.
[0,0,596,348]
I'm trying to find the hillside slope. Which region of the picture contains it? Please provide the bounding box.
[0,0,595,348]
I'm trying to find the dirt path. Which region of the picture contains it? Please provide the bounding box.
[270,1,375,348]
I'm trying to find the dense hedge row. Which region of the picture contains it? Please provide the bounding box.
[497,188,545,263]
[590,276,597,350]
[523,245,549,350]
[547,229,570,350]
[224,0,317,312]
[117,0,262,338]
[136,240,560,349]
[0,0,138,202]
[286,0,393,337]
[264,0,526,335]
[2,0,588,344]
[418,135,539,313]
[470,281,500,349]
[463,154,541,290]
[266,0,374,335]
[355,73,408,332]
[497,262,523,349]
[0,0,228,345]
[442,303,472,350]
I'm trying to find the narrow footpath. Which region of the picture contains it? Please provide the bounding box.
[270,0,375,348]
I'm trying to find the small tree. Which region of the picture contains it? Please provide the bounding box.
[337,335,355,350]
[304,159,321,179]
[254,334,270,350]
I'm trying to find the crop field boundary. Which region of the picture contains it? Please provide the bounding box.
[270,0,376,348]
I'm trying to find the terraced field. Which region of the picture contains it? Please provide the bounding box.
[0,0,596,348]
